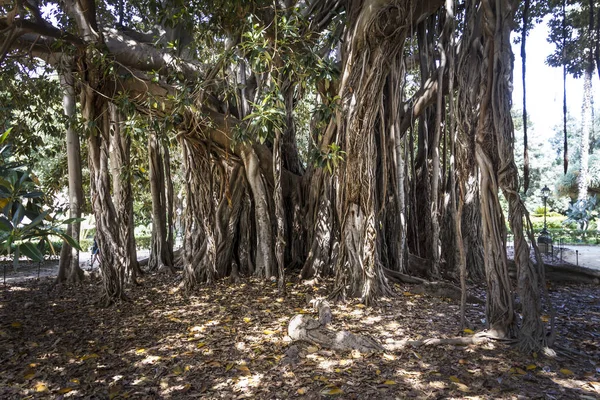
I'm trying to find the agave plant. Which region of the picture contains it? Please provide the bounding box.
[563,195,598,231]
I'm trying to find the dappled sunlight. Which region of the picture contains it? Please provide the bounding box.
[0,278,598,398]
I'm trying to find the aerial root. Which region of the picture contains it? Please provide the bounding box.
[384,331,517,351]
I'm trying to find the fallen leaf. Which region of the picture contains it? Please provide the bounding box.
[135,348,146,354]
[383,380,397,385]
[237,365,251,376]
[526,364,537,370]
[196,342,206,349]
[243,317,251,323]
[263,329,277,335]
[225,363,234,372]
[463,328,475,334]
[541,315,550,323]
[383,353,396,361]
[80,353,99,361]
[355,304,366,308]
[449,376,461,383]
[320,386,343,395]
[23,370,36,380]
[11,322,22,328]
[559,368,574,376]
[58,388,73,394]
[172,365,183,375]
[455,382,470,392]
[307,346,319,354]
[34,382,48,392]
[297,387,307,394]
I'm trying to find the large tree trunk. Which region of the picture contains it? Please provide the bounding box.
[481,0,549,350]
[457,0,516,338]
[334,0,418,303]
[241,147,275,279]
[109,105,140,282]
[56,67,84,284]
[85,96,128,305]
[180,138,217,288]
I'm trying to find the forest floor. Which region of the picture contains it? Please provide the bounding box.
[1,271,599,399]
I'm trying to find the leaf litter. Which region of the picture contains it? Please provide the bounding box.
[0,274,598,399]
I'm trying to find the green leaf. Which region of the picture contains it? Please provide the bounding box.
[22,191,44,199]
[0,216,13,232]
[62,217,85,225]
[59,232,81,251]
[21,211,48,232]
[19,242,44,262]
[0,128,12,145]
[12,203,25,226]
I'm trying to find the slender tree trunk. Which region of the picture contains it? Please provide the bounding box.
[579,66,592,202]
[148,132,174,272]
[57,68,84,284]
[430,39,446,278]
[274,127,286,295]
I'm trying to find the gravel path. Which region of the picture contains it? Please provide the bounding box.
[1,250,150,284]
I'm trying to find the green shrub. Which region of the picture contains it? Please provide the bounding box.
[529,215,567,230]
[135,236,151,250]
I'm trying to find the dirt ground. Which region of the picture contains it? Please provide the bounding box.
[1,270,599,399]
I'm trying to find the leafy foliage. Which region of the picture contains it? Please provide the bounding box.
[563,195,598,230]
[0,129,80,266]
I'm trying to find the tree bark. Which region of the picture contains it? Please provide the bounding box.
[579,66,592,202]
[148,132,174,273]
[109,105,140,282]
[56,67,84,284]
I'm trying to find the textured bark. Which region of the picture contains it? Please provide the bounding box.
[85,96,128,305]
[180,138,217,288]
[287,299,383,352]
[482,0,549,350]
[241,147,275,279]
[273,127,286,294]
[109,105,140,282]
[148,132,174,273]
[457,0,516,338]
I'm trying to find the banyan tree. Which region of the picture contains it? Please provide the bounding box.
[0,0,554,350]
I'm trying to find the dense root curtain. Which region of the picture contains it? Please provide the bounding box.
[333,0,442,303]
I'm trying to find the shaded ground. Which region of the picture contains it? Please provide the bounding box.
[1,273,598,399]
